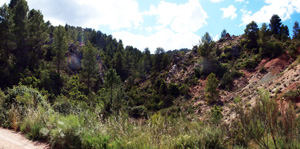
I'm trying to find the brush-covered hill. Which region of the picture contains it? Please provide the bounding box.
[2,0,300,148]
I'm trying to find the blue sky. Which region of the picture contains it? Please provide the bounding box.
[1,0,300,53]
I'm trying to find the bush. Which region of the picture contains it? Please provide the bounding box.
[199,58,227,78]
[168,83,179,97]
[210,105,223,124]
[179,84,190,96]
[220,70,243,91]
[129,105,148,118]
[260,40,284,58]
[50,114,83,148]
[81,132,110,149]
[283,89,300,102]
[194,67,201,78]
[205,73,219,104]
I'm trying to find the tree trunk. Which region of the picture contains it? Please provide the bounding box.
[87,73,90,93]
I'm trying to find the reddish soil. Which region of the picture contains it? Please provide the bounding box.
[264,54,291,73]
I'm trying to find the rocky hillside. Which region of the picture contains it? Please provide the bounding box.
[154,34,300,123]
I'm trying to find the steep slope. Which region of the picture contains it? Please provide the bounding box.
[159,34,300,123]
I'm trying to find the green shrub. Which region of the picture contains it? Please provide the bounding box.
[283,89,300,102]
[50,114,83,148]
[19,76,41,88]
[210,105,223,124]
[168,83,179,97]
[219,71,233,91]
[194,67,201,78]
[233,96,242,104]
[81,132,110,149]
[129,105,148,118]
[205,73,219,104]
[260,40,284,58]
[179,84,190,96]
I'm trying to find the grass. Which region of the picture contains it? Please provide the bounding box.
[1,86,300,148]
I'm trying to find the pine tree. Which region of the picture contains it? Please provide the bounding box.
[199,32,213,57]
[221,29,227,38]
[269,14,282,39]
[280,24,289,41]
[153,47,165,72]
[0,3,16,88]
[143,48,152,74]
[28,9,48,67]
[52,25,68,75]
[112,51,124,80]
[104,68,121,108]
[244,21,259,49]
[12,0,29,68]
[205,73,219,104]
[0,3,16,59]
[82,44,99,93]
[293,21,300,39]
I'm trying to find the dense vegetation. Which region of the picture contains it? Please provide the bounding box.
[1,0,300,148]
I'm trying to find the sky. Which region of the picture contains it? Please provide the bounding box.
[1,0,300,53]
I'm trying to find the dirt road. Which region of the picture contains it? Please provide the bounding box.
[0,128,49,149]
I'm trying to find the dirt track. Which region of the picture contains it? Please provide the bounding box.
[0,128,49,149]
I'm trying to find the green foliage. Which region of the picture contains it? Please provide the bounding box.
[244,21,259,49]
[82,44,98,93]
[52,25,68,74]
[194,67,201,78]
[50,114,83,148]
[293,21,300,39]
[129,105,148,118]
[65,75,87,101]
[260,40,284,58]
[282,88,300,102]
[28,9,48,68]
[153,47,165,72]
[198,58,228,78]
[168,83,179,97]
[198,32,214,57]
[233,96,242,104]
[232,89,300,148]
[19,76,40,88]
[205,73,219,104]
[210,105,223,124]
[179,84,190,96]
[269,14,282,38]
[104,68,122,110]
[220,70,243,91]
[221,29,227,38]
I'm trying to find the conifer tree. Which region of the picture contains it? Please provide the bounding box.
[28,9,48,67]
[269,14,282,39]
[12,0,29,68]
[0,3,16,58]
[104,68,121,108]
[199,32,213,57]
[52,25,68,75]
[205,73,219,104]
[82,44,99,93]
[293,21,300,39]
[221,29,227,38]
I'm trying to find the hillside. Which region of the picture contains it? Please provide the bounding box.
[2,0,300,148]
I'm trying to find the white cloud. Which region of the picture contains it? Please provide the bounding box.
[144,0,208,33]
[235,0,244,2]
[221,5,237,20]
[113,29,200,53]
[1,0,10,5]
[25,0,143,30]
[210,0,224,3]
[241,0,300,26]
[213,35,220,41]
